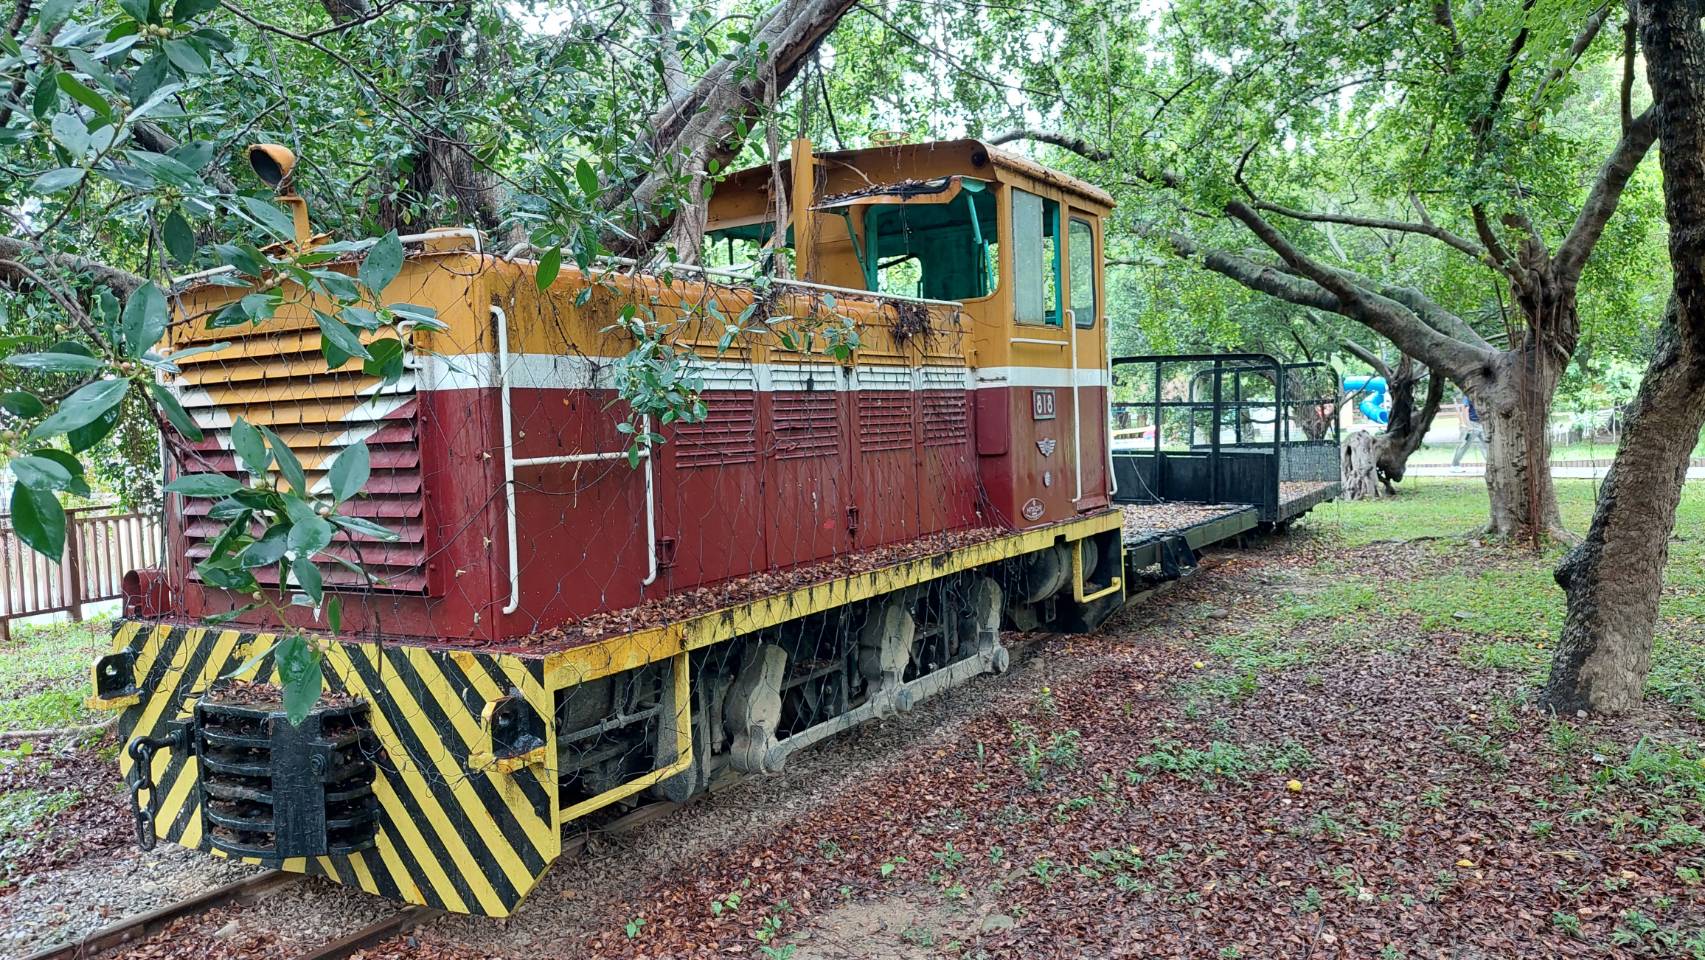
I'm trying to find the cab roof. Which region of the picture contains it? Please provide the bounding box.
[705,138,1115,233]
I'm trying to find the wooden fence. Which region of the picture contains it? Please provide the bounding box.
[0,504,163,643]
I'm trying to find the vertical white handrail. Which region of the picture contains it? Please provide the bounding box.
[495,304,522,615]
[494,304,658,617]
[1104,316,1118,497]
[1067,308,1083,502]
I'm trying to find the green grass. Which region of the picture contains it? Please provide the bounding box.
[1403,439,1704,466]
[1318,476,1632,545]
[0,616,109,732]
[1408,441,1589,466]
[1304,479,1705,715]
[1394,567,1561,641]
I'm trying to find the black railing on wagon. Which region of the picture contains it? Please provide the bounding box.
[1107,353,1342,523]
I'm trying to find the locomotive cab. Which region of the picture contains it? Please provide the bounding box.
[706,138,1115,530]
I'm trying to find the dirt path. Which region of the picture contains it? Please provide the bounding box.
[392,530,1703,958]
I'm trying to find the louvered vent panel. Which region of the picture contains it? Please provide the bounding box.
[771,362,840,460]
[675,393,759,467]
[921,365,969,446]
[857,365,914,452]
[171,331,430,593]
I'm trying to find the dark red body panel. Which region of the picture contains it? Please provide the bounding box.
[170,369,1105,645]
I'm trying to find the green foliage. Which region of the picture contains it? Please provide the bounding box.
[1127,740,1255,787]
[0,0,479,722]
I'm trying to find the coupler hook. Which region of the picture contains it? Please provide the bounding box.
[128,727,187,850]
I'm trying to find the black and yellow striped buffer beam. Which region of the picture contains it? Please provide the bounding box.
[108,622,563,917]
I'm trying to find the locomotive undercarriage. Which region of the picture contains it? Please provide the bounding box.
[551,570,1015,813]
[551,537,1128,818]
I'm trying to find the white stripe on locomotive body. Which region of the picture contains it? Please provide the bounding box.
[973,366,1111,389]
[412,353,1105,393]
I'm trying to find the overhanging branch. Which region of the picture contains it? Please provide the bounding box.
[1555,106,1659,278]
[987,128,1110,162]
[1250,197,1500,274]
[0,237,145,297]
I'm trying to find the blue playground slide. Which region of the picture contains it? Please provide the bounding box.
[1341,375,1390,425]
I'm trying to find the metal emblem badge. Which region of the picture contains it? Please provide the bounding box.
[1042,471,1053,487]
[1037,438,1057,456]
[1022,498,1046,521]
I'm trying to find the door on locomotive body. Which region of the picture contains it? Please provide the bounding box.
[1064,208,1110,509]
[1004,183,1079,526]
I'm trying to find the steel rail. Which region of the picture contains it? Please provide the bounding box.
[21,871,299,960]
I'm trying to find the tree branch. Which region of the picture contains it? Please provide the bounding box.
[648,0,689,100]
[1620,14,1636,133]
[1339,339,1394,381]
[1531,4,1612,108]
[986,128,1110,162]
[131,121,238,195]
[1219,200,1494,378]
[0,237,145,297]
[1475,0,1538,139]
[1432,0,1464,63]
[1554,106,1659,279]
[1250,197,1500,274]
[0,1,40,130]
[606,0,858,253]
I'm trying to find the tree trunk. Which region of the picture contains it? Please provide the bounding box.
[1341,431,1384,500]
[1371,359,1444,492]
[362,0,506,235]
[1543,0,1705,716]
[1544,316,1705,713]
[604,0,858,254]
[1473,344,1568,541]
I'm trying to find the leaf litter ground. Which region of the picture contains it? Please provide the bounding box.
[24,481,1705,959]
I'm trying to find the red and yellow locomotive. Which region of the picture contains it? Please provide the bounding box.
[91,139,1297,916]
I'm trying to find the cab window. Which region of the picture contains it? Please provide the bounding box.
[857,181,999,301]
[1069,217,1096,328]
[1012,188,1062,325]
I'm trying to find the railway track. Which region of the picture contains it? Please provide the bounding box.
[24,617,1159,960]
[19,757,761,960]
[19,868,433,960]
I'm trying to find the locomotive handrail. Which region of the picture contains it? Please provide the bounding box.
[493,303,660,617]
[1067,308,1084,503]
[1108,352,1285,504]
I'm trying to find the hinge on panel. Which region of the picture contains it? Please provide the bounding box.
[846,505,860,534]
[657,536,678,569]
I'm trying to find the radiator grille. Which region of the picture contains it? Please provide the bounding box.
[170,329,430,593]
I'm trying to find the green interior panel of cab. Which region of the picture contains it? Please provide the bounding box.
[705,180,997,302]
